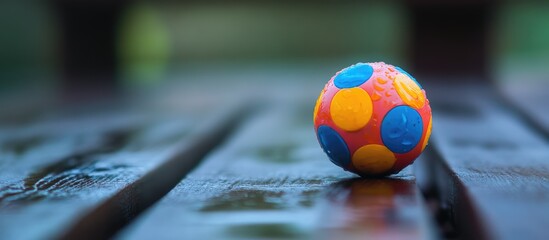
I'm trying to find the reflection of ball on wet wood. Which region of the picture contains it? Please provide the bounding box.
[313,62,432,177]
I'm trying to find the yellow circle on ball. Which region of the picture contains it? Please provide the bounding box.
[313,89,324,123]
[394,74,425,109]
[422,115,432,151]
[330,87,373,132]
[352,144,396,174]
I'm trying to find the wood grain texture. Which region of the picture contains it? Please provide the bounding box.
[59,102,252,240]
[0,100,223,240]
[116,106,437,240]
[418,83,549,240]
[0,64,334,239]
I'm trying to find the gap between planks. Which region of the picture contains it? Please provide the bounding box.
[57,102,256,240]
[496,82,549,140]
[418,83,549,240]
[115,105,438,240]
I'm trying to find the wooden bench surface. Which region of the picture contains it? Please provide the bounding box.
[1,66,548,240]
[0,89,248,239]
[0,109,181,239]
[115,106,436,240]
[500,82,549,138]
[416,83,549,240]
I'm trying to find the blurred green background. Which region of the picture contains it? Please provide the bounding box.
[0,1,548,93]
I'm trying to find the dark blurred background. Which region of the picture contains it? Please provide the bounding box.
[0,1,548,109]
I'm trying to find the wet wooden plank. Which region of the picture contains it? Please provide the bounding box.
[0,64,331,240]
[418,83,549,240]
[60,102,251,240]
[0,97,246,240]
[499,82,549,138]
[116,105,437,240]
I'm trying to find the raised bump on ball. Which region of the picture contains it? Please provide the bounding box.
[381,106,423,153]
[334,63,374,89]
[317,125,351,167]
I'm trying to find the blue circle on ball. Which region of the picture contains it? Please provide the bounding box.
[381,106,423,154]
[317,125,350,167]
[334,63,373,89]
[395,66,422,89]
